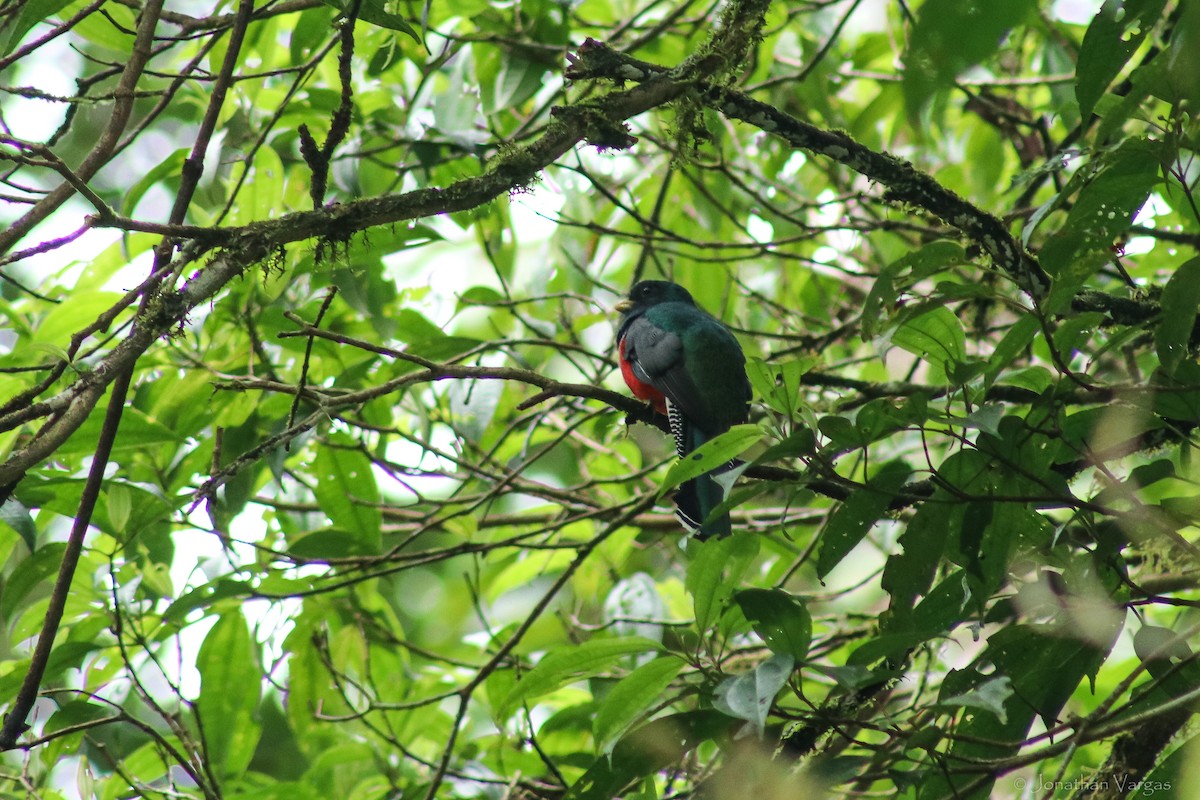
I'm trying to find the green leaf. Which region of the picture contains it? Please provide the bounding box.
[745,357,816,416]
[366,37,403,76]
[123,148,187,216]
[499,637,663,720]
[1163,1,1200,109]
[30,291,121,350]
[1076,0,1168,120]
[480,53,548,116]
[936,676,1013,724]
[105,483,131,535]
[1094,58,1164,144]
[686,535,759,630]
[854,395,928,443]
[658,424,761,497]
[0,0,74,55]
[1132,624,1192,663]
[882,489,966,629]
[457,285,506,307]
[863,241,967,337]
[1,543,66,623]
[734,588,811,662]
[889,306,966,382]
[1039,138,1161,294]
[751,427,816,466]
[331,265,399,339]
[960,404,1005,437]
[392,335,482,365]
[593,656,685,753]
[997,365,1053,393]
[946,500,1049,607]
[232,143,284,224]
[313,436,382,554]
[1129,458,1176,489]
[810,662,885,691]
[910,570,971,634]
[196,612,262,779]
[392,307,447,344]
[163,578,252,625]
[1112,626,1200,726]
[818,460,912,579]
[817,414,866,449]
[287,527,380,559]
[713,653,794,735]
[1143,730,1200,795]
[15,475,173,539]
[920,623,1120,799]
[1156,256,1200,375]
[432,48,486,145]
[1152,362,1200,421]
[0,498,37,551]
[847,630,936,668]
[57,405,184,457]
[448,375,504,442]
[290,5,337,64]
[44,700,114,734]
[323,0,420,40]
[564,711,731,800]
[1068,138,1160,237]
[985,315,1041,385]
[903,0,1036,119]
[3,642,100,695]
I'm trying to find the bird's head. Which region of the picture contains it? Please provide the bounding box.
[614,280,695,314]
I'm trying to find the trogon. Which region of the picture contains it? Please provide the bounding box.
[615,280,751,538]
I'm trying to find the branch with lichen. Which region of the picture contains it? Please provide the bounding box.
[565,39,1051,300]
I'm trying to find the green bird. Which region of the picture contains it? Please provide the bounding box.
[615,280,751,538]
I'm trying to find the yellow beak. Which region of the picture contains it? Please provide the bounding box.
[614,299,634,313]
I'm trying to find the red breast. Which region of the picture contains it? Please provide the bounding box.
[618,336,668,414]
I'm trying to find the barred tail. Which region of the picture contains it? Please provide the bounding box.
[666,399,733,539]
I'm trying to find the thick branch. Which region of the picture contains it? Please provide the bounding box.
[0,70,689,490]
[0,370,132,748]
[93,75,688,249]
[563,39,1051,299]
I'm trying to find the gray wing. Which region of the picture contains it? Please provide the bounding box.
[621,315,714,432]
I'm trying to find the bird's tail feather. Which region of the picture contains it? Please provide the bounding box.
[666,399,736,538]
[674,474,731,539]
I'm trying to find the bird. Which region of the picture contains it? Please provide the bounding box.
[614,280,751,538]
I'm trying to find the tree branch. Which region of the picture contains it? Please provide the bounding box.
[0,370,132,748]
[563,38,1051,300]
[0,0,166,257]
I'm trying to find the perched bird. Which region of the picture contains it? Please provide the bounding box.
[615,280,751,537]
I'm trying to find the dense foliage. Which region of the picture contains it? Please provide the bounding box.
[2,0,1200,797]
